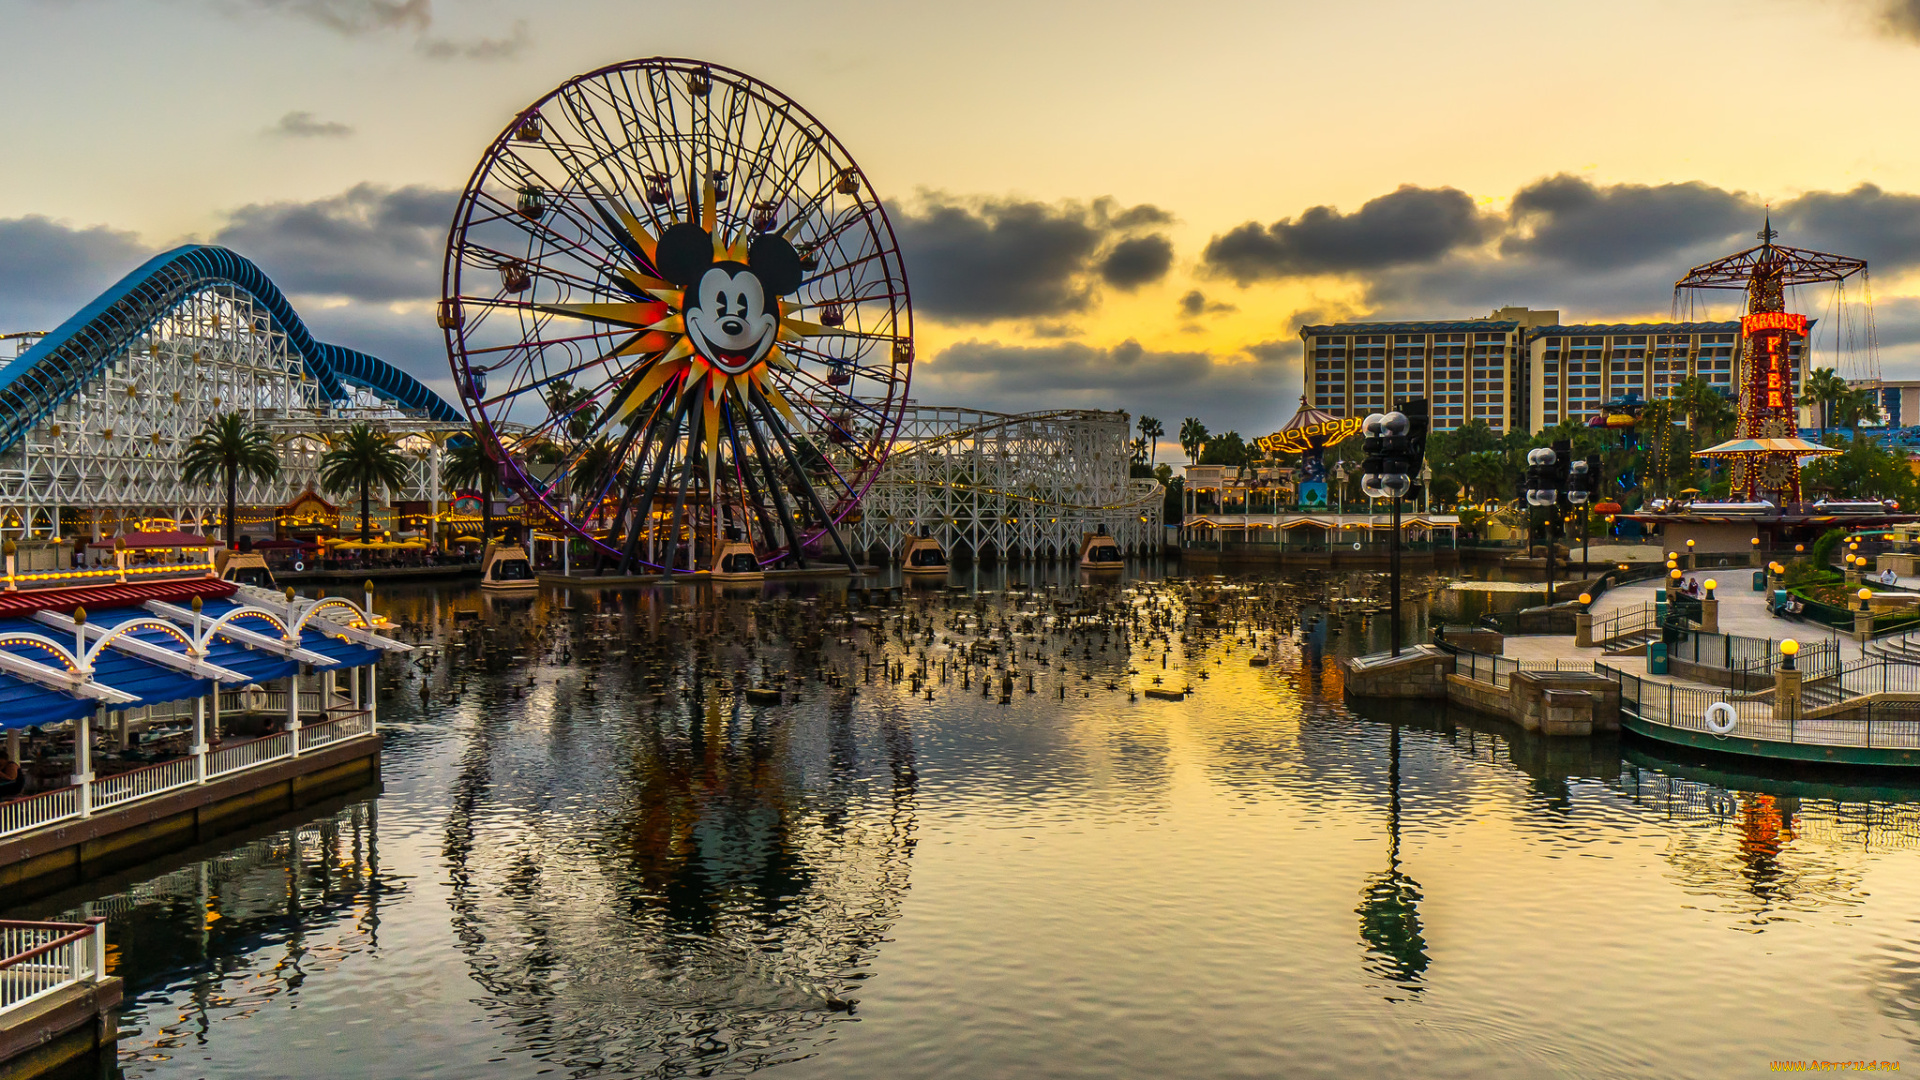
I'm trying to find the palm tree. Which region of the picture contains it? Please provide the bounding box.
[1834,387,1882,438]
[1137,416,1164,466]
[1803,366,1850,434]
[1673,376,1734,453]
[1179,417,1208,464]
[179,412,280,547]
[442,435,498,540]
[320,423,410,543]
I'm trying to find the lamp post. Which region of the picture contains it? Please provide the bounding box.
[1525,446,1561,608]
[1362,400,1427,658]
[1567,454,1596,571]
[1334,462,1348,517]
[1363,414,1412,658]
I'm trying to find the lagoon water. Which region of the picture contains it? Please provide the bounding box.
[15,564,1920,1078]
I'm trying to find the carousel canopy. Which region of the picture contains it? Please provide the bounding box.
[1256,397,1364,455]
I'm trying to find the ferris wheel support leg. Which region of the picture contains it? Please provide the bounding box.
[593,403,663,575]
[723,412,781,556]
[622,394,697,574]
[753,394,860,575]
[738,399,808,568]
[663,411,701,574]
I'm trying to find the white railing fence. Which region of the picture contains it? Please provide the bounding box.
[0,785,80,839]
[91,755,198,811]
[298,711,371,753]
[206,731,294,779]
[0,709,374,840]
[0,919,106,1018]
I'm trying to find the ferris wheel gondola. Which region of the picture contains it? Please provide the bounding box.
[441,58,913,575]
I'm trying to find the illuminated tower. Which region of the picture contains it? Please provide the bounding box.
[1674,219,1863,502]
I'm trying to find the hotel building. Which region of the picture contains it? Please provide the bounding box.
[1300,308,1559,434]
[1301,309,1808,435]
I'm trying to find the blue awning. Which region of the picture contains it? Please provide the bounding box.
[0,617,207,712]
[82,605,300,686]
[0,671,94,730]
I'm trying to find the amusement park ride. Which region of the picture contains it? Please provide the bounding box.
[1628,222,1913,545]
[440,58,913,577]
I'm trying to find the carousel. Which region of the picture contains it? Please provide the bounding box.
[1179,397,1460,560]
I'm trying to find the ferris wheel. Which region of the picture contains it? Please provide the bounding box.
[440,58,913,574]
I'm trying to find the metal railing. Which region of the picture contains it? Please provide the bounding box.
[1453,650,1599,688]
[0,919,106,1018]
[1831,657,1920,698]
[90,755,198,811]
[1599,664,1920,749]
[0,785,80,839]
[218,689,328,716]
[298,711,371,753]
[1739,639,1840,682]
[206,732,294,779]
[1593,603,1658,644]
[0,709,374,840]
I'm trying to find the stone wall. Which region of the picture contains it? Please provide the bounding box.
[1344,645,1453,698]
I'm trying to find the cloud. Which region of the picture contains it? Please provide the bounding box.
[211,183,455,304]
[290,299,458,404]
[912,338,1295,435]
[266,110,354,138]
[1210,174,1920,330]
[0,216,152,332]
[1880,0,1920,40]
[888,194,1173,322]
[1502,174,1752,269]
[1202,185,1493,283]
[417,20,530,61]
[1777,183,1920,274]
[1099,235,1173,289]
[1178,289,1235,317]
[235,0,430,35]
[227,1,530,60]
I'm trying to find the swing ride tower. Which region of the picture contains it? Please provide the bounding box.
[1674,221,1857,502]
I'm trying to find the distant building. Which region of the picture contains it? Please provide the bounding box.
[1302,308,1810,434]
[1299,308,1558,434]
[1861,380,1920,428]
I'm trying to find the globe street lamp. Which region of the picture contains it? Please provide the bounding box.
[1362,401,1428,658]
[1525,445,1563,609]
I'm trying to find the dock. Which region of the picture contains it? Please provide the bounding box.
[1346,570,1920,767]
[0,919,120,1079]
[539,564,881,588]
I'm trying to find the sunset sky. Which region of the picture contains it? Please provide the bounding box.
[7,0,1920,454]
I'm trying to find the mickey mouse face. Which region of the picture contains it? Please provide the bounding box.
[686,266,778,374]
[655,222,803,377]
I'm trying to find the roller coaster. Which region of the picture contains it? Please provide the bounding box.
[0,245,465,538]
[848,406,1164,562]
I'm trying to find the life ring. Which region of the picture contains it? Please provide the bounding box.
[1352,542,1362,551]
[293,560,305,572]
[1704,701,1737,735]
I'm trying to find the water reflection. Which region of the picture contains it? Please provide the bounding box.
[13,567,1920,1078]
[432,594,919,1074]
[1356,723,1428,997]
[15,802,394,1077]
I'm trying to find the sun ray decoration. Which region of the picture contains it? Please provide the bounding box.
[441,58,913,574]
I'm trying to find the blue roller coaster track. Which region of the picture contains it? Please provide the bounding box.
[0,245,461,455]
